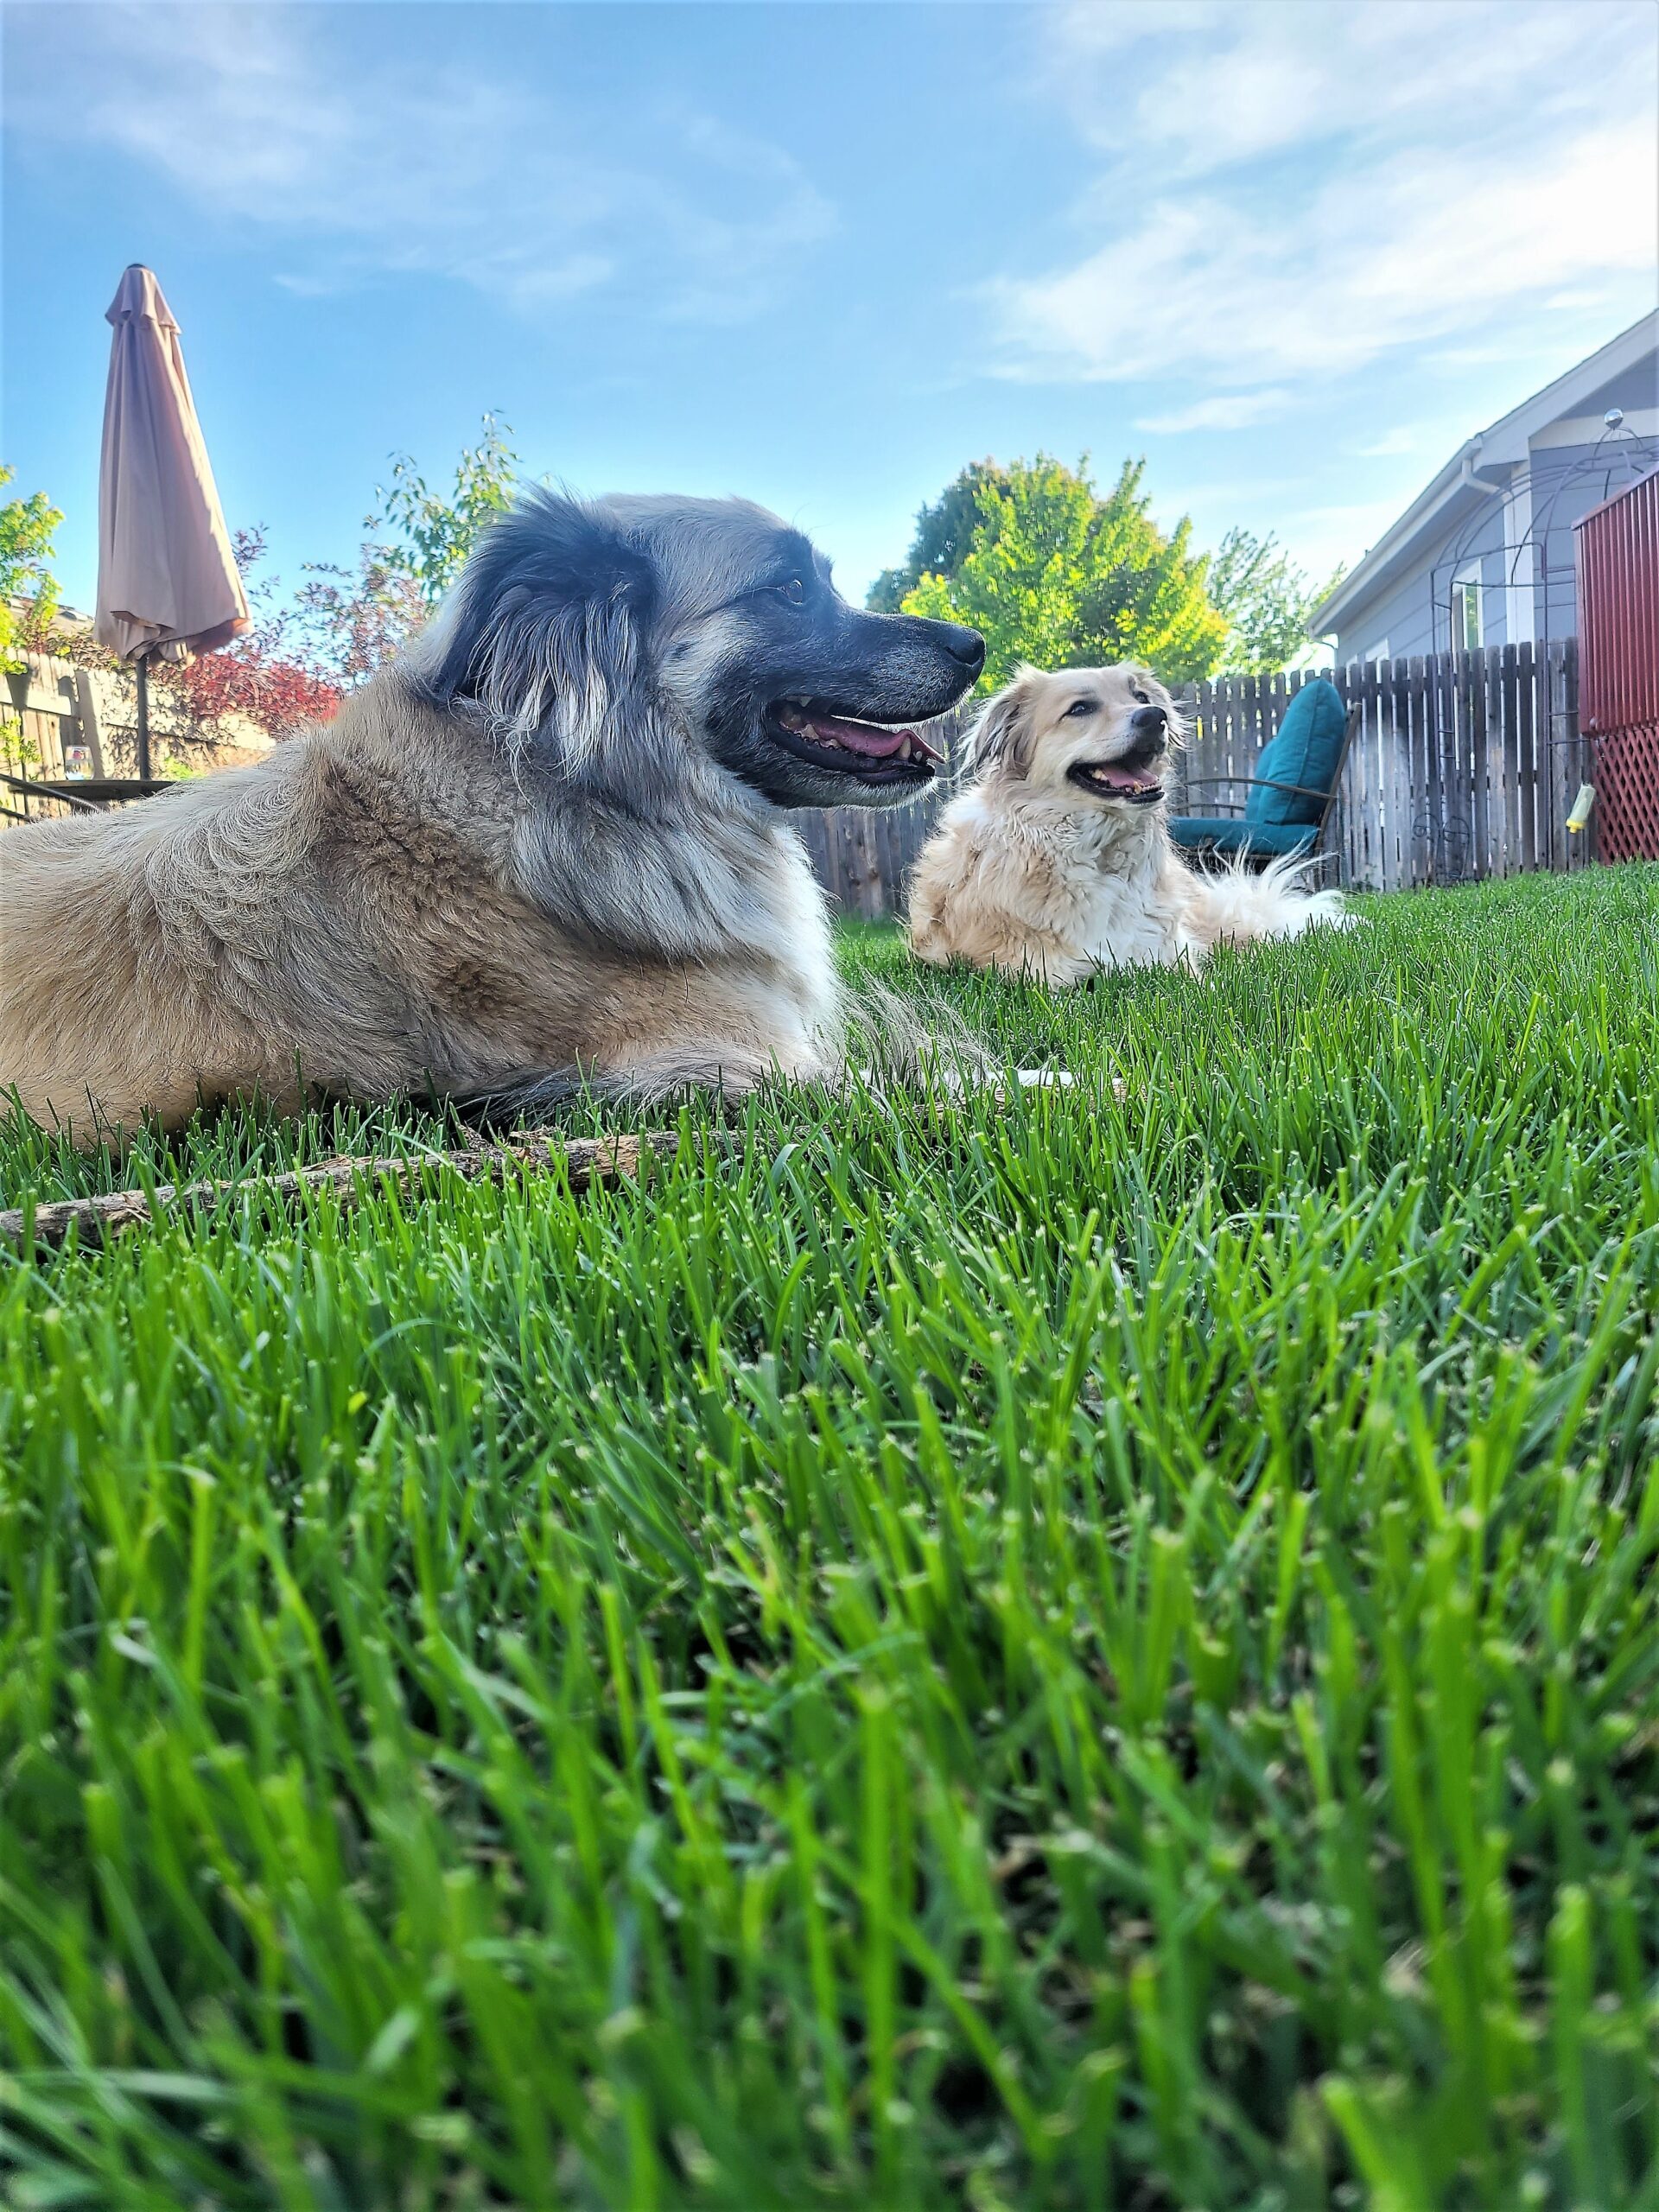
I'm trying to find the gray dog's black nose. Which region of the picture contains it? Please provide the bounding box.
[1130,703,1166,737]
[937,622,985,674]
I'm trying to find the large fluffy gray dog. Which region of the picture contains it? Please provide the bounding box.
[0,492,983,1136]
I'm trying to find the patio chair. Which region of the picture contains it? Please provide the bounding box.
[1171,678,1358,874]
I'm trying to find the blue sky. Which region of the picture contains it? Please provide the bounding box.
[7,0,1657,613]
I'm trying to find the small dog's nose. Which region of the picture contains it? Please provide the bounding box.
[1130,703,1166,737]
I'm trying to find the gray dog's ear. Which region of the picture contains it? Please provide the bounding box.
[971,666,1040,780]
[422,488,658,765]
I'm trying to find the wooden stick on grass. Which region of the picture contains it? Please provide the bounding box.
[0,1129,696,1252]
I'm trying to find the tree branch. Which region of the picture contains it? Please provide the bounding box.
[1,1129,697,1254]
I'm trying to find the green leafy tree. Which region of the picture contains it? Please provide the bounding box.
[1209,527,1347,673]
[291,413,522,676]
[158,422,521,742]
[899,454,1227,690]
[377,412,520,607]
[0,467,63,674]
[867,461,1010,612]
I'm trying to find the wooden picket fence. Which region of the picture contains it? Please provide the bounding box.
[9,639,1594,899]
[2,649,272,825]
[798,639,1590,914]
[793,702,976,921]
[1174,639,1588,893]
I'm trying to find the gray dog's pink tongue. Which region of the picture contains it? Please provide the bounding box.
[806,713,914,758]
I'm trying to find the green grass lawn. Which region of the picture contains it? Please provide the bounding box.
[3,864,1656,2211]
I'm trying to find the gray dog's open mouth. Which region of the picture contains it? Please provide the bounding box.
[766,697,943,785]
[1067,760,1165,805]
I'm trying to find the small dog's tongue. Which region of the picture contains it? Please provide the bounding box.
[807,713,914,759]
[1093,760,1155,789]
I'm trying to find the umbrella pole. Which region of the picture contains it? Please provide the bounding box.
[136,656,151,780]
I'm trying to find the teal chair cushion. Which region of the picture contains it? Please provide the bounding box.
[1244,679,1347,829]
[1169,817,1317,859]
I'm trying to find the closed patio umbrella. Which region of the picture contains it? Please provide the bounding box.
[94,264,249,778]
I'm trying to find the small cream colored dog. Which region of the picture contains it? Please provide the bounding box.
[908,664,1349,984]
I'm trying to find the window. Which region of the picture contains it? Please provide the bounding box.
[1451,565,1483,652]
[1366,639,1390,665]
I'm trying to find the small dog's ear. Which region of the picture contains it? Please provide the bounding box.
[972,666,1040,779]
[423,489,658,764]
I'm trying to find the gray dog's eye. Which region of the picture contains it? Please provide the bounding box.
[777,577,805,607]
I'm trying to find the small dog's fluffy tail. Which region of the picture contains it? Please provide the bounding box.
[1182,850,1353,951]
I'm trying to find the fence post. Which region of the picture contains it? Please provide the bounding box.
[1466,651,1488,877]
[1172,684,1198,814]
[1377,655,1402,890]
[72,671,109,780]
[1402,655,1426,886]
[1498,644,1520,876]
[1551,639,1587,870]
[1335,660,1357,886]
[1568,639,1590,867]
[1359,657,1381,887]
[1516,642,1537,872]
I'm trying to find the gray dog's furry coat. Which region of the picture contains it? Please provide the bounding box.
[1,492,982,1136]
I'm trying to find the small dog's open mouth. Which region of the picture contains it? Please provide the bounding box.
[1068,760,1164,805]
[766,697,943,785]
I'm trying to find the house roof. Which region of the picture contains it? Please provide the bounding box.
[1307,311,1659,638]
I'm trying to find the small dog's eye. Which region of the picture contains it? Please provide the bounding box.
[777,577,805,607]
[1131,687,1149,704]
[1065,698,1095,718]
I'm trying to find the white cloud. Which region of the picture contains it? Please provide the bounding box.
[995,2,1658,389]
[1050,0,1644,175]
[1542,288,1621,315]
[4,4,835,321]
[1135,390,1292,433]
[1353,429,1417,458]
[988,118,1657,386]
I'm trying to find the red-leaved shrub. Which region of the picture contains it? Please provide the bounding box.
[166,647,343,741]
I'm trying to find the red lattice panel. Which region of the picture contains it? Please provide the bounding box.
[1577,469,1659,863]
[1597,722,1659,863]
